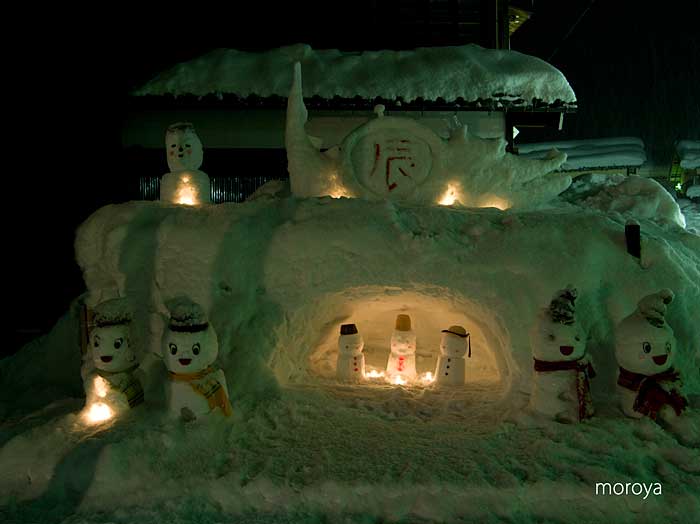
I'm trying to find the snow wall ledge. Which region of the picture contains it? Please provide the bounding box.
[75,198,700,401]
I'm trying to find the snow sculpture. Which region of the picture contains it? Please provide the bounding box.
[285,62,570,209]
[84,298,143,422]
[529,286,595,423]
[615,290,688,422]
[434,325,471,387]
[336,323,366,383]
[162,296,232,421]
[386,314,417,382]
[160,123,211,205]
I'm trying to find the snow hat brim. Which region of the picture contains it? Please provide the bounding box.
[340,323,359,335]
[442,325,468,337]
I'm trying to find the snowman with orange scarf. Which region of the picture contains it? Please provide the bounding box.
[162,296,232,421]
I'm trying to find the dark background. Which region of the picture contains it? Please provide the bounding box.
[8,1,699,357]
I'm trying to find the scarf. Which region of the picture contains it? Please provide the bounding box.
[169,366,232,417]
[617,367,687,420]
[96,364,144,408]
[533,356,596,421]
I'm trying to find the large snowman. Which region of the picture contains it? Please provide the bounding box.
[84,298,144,415]
[160,122,211,205]
[386,314,417,382]
[336,323,366,383]
[615,289,688,423]
[162,297,231,421]
[434,325,471,387]
[529,286,595,423]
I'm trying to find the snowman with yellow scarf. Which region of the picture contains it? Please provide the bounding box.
[162,296,232,421]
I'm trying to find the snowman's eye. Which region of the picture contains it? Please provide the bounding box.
[665,342,671,352]
[642,342,652,353]
[170,144,176,148]
[93,340,99,348]
[192,343,200,355]
[185,144,191,148]
[345,345,349,349]
[574,336,581,342]
[169,343,178,355]
[114,338,123,349]
[548,334,556,341]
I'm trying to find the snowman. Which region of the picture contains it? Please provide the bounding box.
[162,296,231,421]
[529,286,596,423]
[434,325,471,387]
[160,122,211,205]
[84,298,144,414]
[386,314,417,381]
[615,289,688,423]
[336,323,366,383]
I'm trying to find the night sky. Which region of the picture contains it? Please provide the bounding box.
[8,1,698,357]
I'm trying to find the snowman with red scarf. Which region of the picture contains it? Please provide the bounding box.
[615,289,689,425]
[529,286,596,423]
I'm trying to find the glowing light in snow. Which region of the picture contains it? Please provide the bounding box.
[420,371,435,384]
[94,376,108,398]
[176,174,198,205]
[84,402,113,424]
[675,182,682,191]
[392,375,407,385]
[480,196,510,210]
[365,369,385,379]
[438,183,461,206]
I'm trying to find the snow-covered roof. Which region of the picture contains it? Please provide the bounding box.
[676,140,700,169]
[517,137,646,171]
[133,44,577,109]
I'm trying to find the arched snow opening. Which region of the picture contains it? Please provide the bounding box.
[269,286,515,397]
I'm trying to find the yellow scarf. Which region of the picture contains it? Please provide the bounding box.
[168,366,232,417]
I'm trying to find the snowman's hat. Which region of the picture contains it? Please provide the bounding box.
[395,314,412,331]
[637,289,674,328]
[340,323,358,335]
[165,296,209,333]
[549,285,578,325]
[442,325,468,337]
[93,297,132,327]
[166,122,196,134]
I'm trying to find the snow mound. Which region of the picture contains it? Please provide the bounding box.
[581,176,686,227]
[518,137,646,171]
[677,139,700,169]
[134,44,576,106]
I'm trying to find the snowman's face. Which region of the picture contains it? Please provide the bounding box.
[532,319,585,361]
[338,333,364,355]
[166,129,203,172]
[162,327,218,374]
[90,324,137,372]
[391,331,416,355]
[440,332,467,357]
[615,325,674,375]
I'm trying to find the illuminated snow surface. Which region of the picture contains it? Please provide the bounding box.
[2,178,699,523]
[133,44,576,107]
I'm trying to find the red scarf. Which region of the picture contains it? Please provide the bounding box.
[617,367,687,420]
[533,357,596,421]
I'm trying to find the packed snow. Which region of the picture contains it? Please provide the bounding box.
[517,137,647,171]
[676,140,700,169]
[133,44,577,107]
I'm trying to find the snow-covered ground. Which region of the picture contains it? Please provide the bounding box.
[133,44,576,107]
[2,179,699,522]
[517,137,647,171]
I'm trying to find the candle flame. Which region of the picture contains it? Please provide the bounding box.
[365,369,385,379]
[392,375,407,386]
[438,183,461,206]
[175,174,198,205]
[421,371,435,383]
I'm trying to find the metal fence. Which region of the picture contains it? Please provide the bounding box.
[138,175,286,203]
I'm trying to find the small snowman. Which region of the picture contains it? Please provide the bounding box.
[85,298,144,413]
[336,323,366,383]
[434,325,471,387]
[160,122,211,205]
[615,289,688,423]
[162,297,231,421]
[386,314,417,382]
[529,286,595,423]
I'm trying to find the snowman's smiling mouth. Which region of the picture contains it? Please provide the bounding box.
[100,356,113,363]
[652,354,668,365]
[179,358,192,366]
[559,346,574,356]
